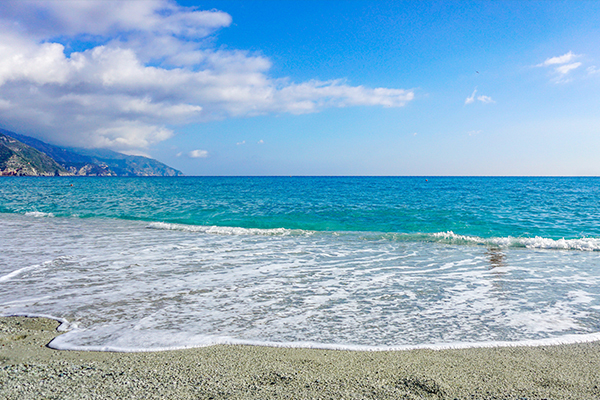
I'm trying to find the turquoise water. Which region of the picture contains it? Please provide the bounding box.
[2,176,600,239]
[2,176,600,351]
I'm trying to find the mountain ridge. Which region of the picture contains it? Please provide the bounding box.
[0,129,183,177]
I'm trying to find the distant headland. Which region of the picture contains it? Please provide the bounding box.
[0,128,183,177]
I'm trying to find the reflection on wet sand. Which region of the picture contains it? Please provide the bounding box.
[485,247,507,293]
[486,248,507,269]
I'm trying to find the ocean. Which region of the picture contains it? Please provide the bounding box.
[2,176,600,352]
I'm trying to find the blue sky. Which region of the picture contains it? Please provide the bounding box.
[1,1,599,175]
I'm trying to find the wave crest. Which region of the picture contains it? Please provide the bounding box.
[430,231,600,251]
[147,222,309,236]
[24,211,54,218]
[147,223,600,251]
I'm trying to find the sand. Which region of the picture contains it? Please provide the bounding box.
[1,316,600,399]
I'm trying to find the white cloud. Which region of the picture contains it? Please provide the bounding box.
[537,51,579,67]
[476,95,495,104]
[465,88,477,104]
[468,130,482,136]
[536,52,585,83]
[0,0,232,40]
[588,66,600,75]
[555,62,582,75]
[188,149,208,158]
[120,150,153,158]
[0,0,414,152]
[257,139,264,144]
[465,88,494,105]
[93,122,174,149]
[236,140,246,145]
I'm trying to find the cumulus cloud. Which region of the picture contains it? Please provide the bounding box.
[465,88,494,105]
[536,51,583,83]
[188,149,208,158]
[0,0,414,152]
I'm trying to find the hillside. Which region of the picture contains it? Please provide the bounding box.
[0,132,70,176]
[0,129,183,177]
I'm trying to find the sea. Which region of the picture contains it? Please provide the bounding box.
[2,176,600,352]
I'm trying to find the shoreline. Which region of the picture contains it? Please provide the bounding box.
[2,317,600,399]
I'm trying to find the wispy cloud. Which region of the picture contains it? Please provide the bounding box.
[0,0,414,152]
[555,62,582,75]
[188,149,208,158]
[536,51,583,83]
[476,95,494,104]
[236,140,246,146]
[465,88,494,105]
[465,88,477,105]
[537,51,579,67]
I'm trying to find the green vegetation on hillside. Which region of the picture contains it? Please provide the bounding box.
[0,133,69,176]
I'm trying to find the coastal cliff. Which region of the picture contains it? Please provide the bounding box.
[0,133,70,176]
[0,129,183,177]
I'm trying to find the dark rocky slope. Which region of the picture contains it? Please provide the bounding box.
[0,132,70,176]
[0,129,183,177]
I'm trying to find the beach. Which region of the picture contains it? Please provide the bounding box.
[1,316,600,399]
[3,178,600,399]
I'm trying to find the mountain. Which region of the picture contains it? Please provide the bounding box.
[0,132,70,176]
[0,129,183,177]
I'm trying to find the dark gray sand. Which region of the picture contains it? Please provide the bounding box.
[2,317,600,399]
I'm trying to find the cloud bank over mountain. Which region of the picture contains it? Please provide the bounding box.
[0,0,413,152]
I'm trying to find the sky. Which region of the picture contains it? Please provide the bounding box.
[0,0,599,176]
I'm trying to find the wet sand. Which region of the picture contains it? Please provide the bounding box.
[2,316,600,399]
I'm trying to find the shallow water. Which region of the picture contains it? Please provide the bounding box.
[2,177,600,351]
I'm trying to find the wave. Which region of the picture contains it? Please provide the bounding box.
[0,265,42,283]
[147,222,600,251]
[146,221,310,237]
[3,311,593,352]
[24,211,54,218]
[0,258,62,283]
[8,211,600,251]
[426,231,600,251]
[38,319,600,353]
[1,313,73,332]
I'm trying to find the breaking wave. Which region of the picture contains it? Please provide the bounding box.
[427,231,600,251]
[148,221,600,251]
[146,221,309,236]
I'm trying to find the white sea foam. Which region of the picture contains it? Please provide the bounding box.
[430,231,600,251]
[1,313,73,332]
[0,265,41,283]
[147,221,306,236]
[46,325,600,353]
[148,224,600,251]
[24,211,54,218]
[510,236,600,251]
[3,213,600,352]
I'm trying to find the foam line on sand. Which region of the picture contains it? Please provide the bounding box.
[1,316,600,399]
